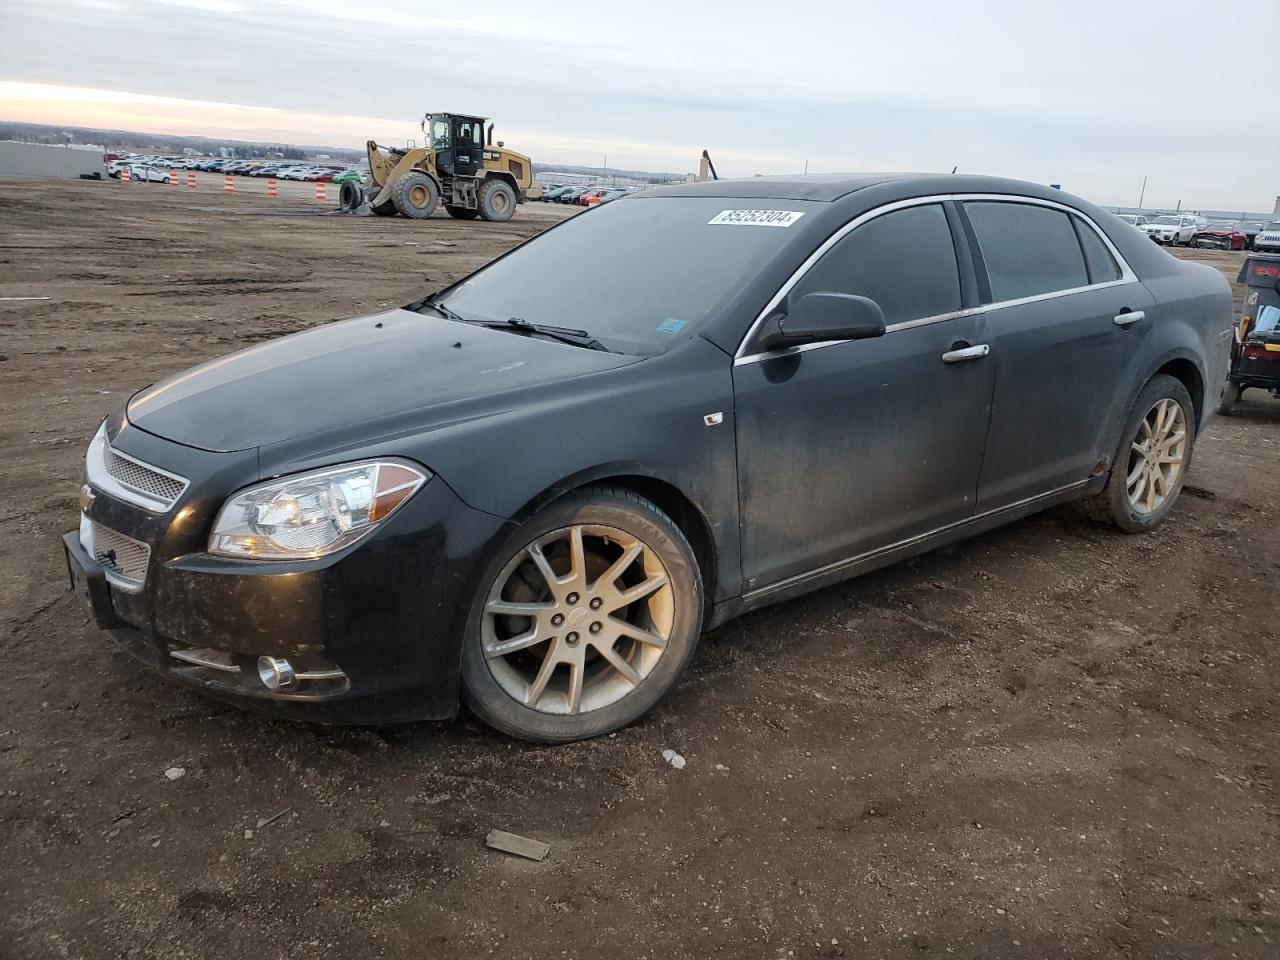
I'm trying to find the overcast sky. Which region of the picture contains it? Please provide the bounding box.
[2,0,1277,211]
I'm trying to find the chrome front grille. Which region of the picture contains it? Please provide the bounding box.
[103,446,188,507]
[82,517,151,591]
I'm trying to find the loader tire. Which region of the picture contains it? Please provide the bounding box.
[370,197,398,217]
[478,179,517,222]
[392,172,439,219]
[339,181,364,212]
[446,205,479,220]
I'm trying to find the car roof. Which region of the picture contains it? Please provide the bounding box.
[643,172,1090,205]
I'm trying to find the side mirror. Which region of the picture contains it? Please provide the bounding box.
[757,292,887,352]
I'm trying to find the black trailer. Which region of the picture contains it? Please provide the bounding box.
[1219,253,1280,414]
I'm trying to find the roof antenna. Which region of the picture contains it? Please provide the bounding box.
[951,166,958,174]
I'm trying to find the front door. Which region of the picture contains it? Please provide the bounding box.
[451,118,481,177]
[958,200,1156,512]
[734,202,996,592]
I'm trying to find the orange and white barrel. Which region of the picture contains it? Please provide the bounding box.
[187,170,197,190]
[168,169,178,186]
[315,181,326,203]
[267,178,278,198]
[120,166,130,183]
[223,174,234,193]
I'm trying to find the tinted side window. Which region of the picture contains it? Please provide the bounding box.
[965,201,1088,301]
[792,204,961,325]
[1075,218,1121,283]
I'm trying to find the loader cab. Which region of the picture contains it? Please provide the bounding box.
[422,112,487,179]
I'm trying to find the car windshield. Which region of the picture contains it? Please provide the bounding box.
[437,197,816,356]
[1205,222,1236,231]
[1268,222,1280,232]
[1118,215,1138,223]
[1152,216,1180,225]
[1241,222,1263,230]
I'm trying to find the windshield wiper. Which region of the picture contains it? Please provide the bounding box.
[410,296,468,324]
[478,317,610,352]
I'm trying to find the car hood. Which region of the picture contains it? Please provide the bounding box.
[126,308,640,452]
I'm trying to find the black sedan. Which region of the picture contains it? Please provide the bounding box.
[64,174,1233,743]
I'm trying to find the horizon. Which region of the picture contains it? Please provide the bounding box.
[2,1,1279,211]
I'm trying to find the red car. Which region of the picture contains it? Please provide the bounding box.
[1191,221,1248,250]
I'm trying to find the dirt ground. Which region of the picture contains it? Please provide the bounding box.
[1,177,1277,960]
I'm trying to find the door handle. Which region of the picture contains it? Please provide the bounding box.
[1113,310,1146,327]
[941,344,990,363]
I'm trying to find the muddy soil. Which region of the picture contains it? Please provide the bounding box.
[1,178,1276,960]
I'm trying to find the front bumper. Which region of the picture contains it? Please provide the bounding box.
[67,443,512,725]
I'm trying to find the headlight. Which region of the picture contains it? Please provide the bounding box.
[208,460,429,560]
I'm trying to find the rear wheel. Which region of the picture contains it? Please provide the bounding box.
[1093,375,1195,533]
[391,171,439,219]
[460,486,703,743]
[478,179,517,222]
[445,204,479,220]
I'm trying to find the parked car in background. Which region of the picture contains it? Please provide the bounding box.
[126,164,170,184]
[1239,221,1267,250]
[1117,214,1148,228]
[1142,215,1198,245]
[65,173,1231,743]
[597,189,627,204]
[1191,221,1249,250]
[333,171,363,184]
[558,188,589,204]
[539,186,572,201]
[1255,222,1280,253]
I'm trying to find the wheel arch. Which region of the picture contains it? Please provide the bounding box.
[479,169,522,199]
[1151,354,1205,429]
[509,465,719,621]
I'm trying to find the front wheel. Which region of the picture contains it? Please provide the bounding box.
[1216,380,1240,416]
[460,486,703,743]
[391,171,439,219]
[1092,375,1195,533]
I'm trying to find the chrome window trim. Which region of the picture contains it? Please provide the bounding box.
[733,192,1139,366]
[84,423,189,514]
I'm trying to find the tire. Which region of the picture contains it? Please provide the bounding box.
[370,198,398,217]
[1216,379,1239,416]
[460,486,704,743]
[445,204,479,220]
[391,171,439,219]
[338,181,364,212]
[1091,374,1195,533]
[477,179,517,222]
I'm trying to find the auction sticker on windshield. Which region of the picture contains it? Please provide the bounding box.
[707,210,805,227]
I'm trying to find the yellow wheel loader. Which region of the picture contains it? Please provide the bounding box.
[360,112,539,222]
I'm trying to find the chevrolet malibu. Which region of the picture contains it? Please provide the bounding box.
[64,174,1233,743]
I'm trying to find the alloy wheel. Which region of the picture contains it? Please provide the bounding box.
[1125,398,1187,514]
[481,524,674,715]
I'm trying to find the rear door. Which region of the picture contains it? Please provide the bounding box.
[733,202,996,591]
[960,199,1155,512]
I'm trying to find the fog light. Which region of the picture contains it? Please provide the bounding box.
[258,656,296,691]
